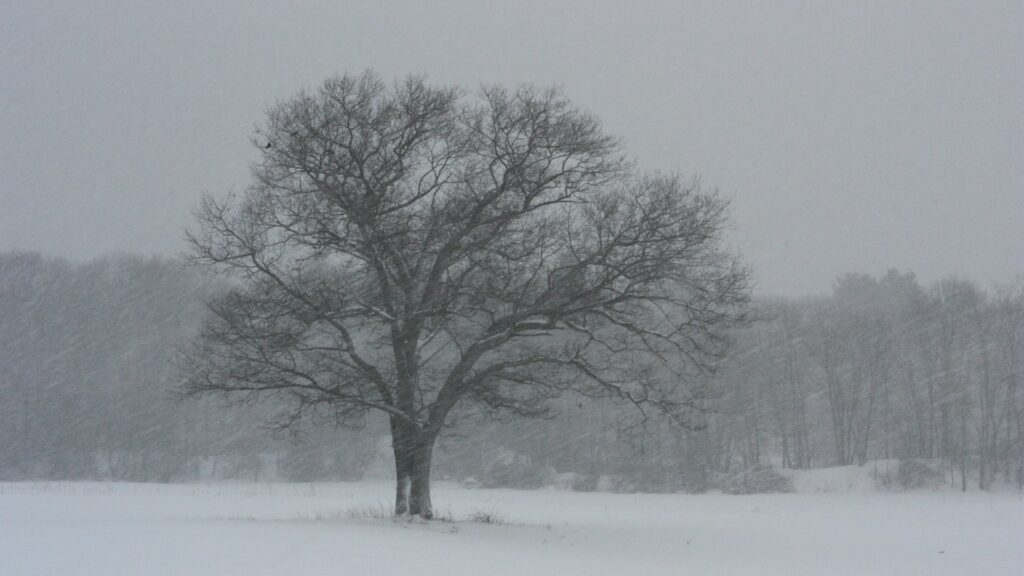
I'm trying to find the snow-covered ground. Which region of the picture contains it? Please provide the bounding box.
[2,481,1021,575]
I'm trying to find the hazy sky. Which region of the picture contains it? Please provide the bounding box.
[1,0,1020,296]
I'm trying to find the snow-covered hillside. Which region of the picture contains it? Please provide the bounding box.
[2,481,1020,575]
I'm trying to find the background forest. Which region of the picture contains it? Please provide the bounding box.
[1,252,1020,492]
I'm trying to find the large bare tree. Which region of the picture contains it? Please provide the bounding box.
[180,71,750,517]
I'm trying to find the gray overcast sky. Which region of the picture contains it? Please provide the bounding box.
[1,0,1020,296]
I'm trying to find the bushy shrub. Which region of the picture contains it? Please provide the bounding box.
[482,451,546,489]
[716,466,793,494]
[876,458,945,490]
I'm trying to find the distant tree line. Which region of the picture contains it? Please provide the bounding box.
[0,252,380,482]
[1,253,1020,491]
[462,270,1024,493]
[712,271,1024,491]
[0,252,213,480]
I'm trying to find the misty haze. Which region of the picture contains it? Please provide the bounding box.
[1,2,1021,575]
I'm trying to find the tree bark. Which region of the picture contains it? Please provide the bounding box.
[390,419,412,516]
[390,418,437,519]
[409,437,435,519]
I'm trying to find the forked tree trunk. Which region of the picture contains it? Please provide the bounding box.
[390,418,437,519]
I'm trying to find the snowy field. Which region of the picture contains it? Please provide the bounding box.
[2,481,1021,576]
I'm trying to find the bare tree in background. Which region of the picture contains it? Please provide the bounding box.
[180,71,750,518]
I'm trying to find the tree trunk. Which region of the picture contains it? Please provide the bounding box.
[409,437,435,518]
[393,455,411,516]
[391,418,412,516]
[390,418,437,519]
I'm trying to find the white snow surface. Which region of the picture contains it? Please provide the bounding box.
[1,481,1021,575]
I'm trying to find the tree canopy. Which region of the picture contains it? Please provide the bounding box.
[181,71,750,516]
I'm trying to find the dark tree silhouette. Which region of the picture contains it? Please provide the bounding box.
[180,71,750,517]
